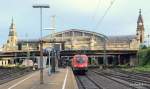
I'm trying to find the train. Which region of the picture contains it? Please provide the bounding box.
[71,54,88,73]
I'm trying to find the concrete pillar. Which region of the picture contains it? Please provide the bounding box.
[61,43,65,50]
[129,55,136,66]
[97,57,100,65]
[5,60,8,66]
[106,55,108,65]
[2,60,5,66]
[118,55,121,65]
[103,55,108,65]
[112,55,115,65]
[94,56,98,65]
[96,57,99,65]
[92,56,95,65]
[0,60,2,66]
[11,58,14,64]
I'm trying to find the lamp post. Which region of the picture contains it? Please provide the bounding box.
[32,4,49,84]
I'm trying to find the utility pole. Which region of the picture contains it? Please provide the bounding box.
[26,33,30,67]
[32,4,49,84]
[51,15,56,73]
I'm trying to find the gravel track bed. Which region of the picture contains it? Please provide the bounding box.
[87,71,132,89]
[93,69,150,89]
[0,67,34,85]
[76,75,101,89]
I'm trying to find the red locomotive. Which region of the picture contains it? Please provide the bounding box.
[71,54,88,73]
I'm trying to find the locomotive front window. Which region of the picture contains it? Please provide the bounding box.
[76,56,85,63]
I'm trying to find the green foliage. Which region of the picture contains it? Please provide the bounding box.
[141,45,147,49]
[116,64,130,68]
[123,66,150,73]
[138,48,150,66]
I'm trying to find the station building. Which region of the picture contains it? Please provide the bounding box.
[1,10,145,66]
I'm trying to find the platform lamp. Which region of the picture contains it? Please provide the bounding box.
[32,4,49,84]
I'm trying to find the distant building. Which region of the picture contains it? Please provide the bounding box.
[2,10,144,52]
[2,18,18,51]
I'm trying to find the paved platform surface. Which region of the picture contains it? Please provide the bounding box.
[0,67,78,89]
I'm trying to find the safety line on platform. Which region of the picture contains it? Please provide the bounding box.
[7,72,37,89]
[62,68,69,89]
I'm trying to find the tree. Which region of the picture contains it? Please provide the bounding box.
[141,45,147,49]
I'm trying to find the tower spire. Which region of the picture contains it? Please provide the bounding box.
[12,16,14,24]
[137,9,143,25]
[9,17,16,36]
[136,9,144,43]
[4,18,18,50]
[139,9,141,14]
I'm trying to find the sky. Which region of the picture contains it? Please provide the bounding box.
[0,0,150,47]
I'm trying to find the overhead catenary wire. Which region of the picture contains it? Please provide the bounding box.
[91,0,101,23]
[94,0,116,30]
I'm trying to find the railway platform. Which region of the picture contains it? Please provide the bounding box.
[0,67,78,89]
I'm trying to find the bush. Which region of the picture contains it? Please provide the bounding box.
[138,48,150,66]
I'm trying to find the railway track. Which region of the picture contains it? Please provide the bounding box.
[76,70,133,89]
[0,67,34,85]
[114,68,150,78]
[76,75,102,89]
[92,69,150,89]
[112,69,150,84]
[99,69,150,84]
[88,71,133,89]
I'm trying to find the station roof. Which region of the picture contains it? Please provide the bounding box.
[18,29,136,43]
[44,29,108,40]
[108,35,136,43]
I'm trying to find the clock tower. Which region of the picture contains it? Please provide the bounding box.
[2,18,18,51]
[8,17,17,46]
[136,9,144,43]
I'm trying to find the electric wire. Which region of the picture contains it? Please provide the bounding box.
[94,0,116,30]
[91,0,101,24]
